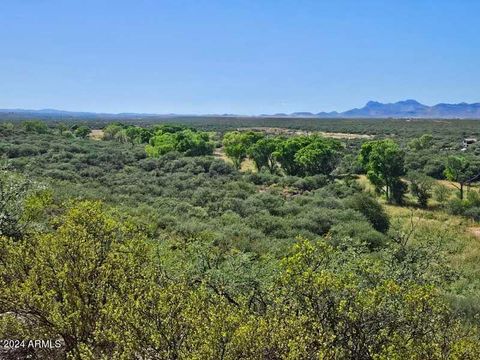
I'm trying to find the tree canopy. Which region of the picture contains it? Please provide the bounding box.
[293,136,342,176]
[146,127,214,157]
[247,136,279,173]
[223,131,264,169]
[359,139,406,203]
[444,155,471,200]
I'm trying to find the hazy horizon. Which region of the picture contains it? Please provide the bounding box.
[3,98,480,117]
[1,0,479,114]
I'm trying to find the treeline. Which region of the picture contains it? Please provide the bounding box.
[4,116,480,142]
[222,131,342,177]
[3,120,480,218]
[219,130,480,216]
[22,120,92,138]
[103,123,214,156]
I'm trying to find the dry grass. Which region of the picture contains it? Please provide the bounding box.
[357,175,480,290]
[356,175,376,194]
[89,129,104,140]
[385,202,480,290]
[213,147,230,162]
[241,158,256,172]
[437,179,480,191]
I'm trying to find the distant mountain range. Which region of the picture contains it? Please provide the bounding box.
[0,108,178,120]
[288,100,480,118]
[2,100,480,119]
[314,100,480,118]
[272,100,480,118]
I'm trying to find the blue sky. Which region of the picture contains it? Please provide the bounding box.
[1,0,479,114]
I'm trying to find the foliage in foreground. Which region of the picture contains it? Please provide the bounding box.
[1,201,479,359]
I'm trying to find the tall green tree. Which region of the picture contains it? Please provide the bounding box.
[146,129,213,157]
[74,125,91,138]
[223,131,263,169]
[359,139,405,203]
[247,137,279,173]
[145,132,177,157]
[294,136,342,176]
[175,129,214,156]
[103,123,124,140]
[444,156,470,200]
[273,136,312,176]
[124,126,144,144]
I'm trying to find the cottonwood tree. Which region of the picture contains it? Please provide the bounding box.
[247,137,279,173]
[359,139,406,203]
[223,131,263,169]
[74,125,91,138]
[293,137,342,176]
[272,136,311,176]
[146,129,213,157]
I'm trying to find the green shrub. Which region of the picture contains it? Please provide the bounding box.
[445,198,466,215]
[344,192,390,233]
